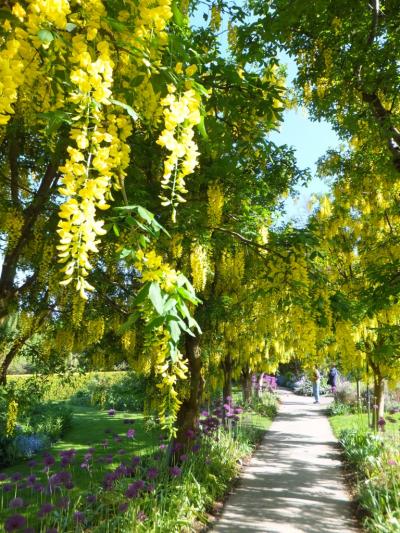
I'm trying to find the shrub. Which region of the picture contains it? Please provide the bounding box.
[335,381,358,406]
[71,372,147,411]
[246,391,278,419]
[292,375,330,396]
[339,428,400,532]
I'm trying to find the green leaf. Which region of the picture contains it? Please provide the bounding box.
[65,22,77,32]
[197,115,208,140]
[38,29,54,43]
[177,286,200,305]
[112,224,120,237]
[132,283,151,307]
[0,9,19,24]
[149,282,164,315]
[110,99,139,121]
[168,320,181,343]
[118,311,140,334]
[172,2,186,27]
[145,316,166,331]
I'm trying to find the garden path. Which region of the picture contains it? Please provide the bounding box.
[212,388,360,533]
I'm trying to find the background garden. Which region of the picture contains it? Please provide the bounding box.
[1,0,400,531]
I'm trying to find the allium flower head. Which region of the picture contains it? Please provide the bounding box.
[170,466,181,477]
[86,494,97,504]
[126,429,135,439]
[74,512,85,523]
[0,473,7,481]
[38,502,55,518]
[11,473,22,482]
[108,409,116,416]
[137,510,147,522]
[4,514,27,531]
[147,467,159,480]
[9,497,24,509]
[118,502,129,513]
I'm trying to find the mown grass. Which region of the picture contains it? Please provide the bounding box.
[330,411,400,438]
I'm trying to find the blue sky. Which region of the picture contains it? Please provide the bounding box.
[270,53,339,226]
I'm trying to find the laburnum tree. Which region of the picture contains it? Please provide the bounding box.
[247,0,400,174]
[0,0,210,434]
[309,147,400,427]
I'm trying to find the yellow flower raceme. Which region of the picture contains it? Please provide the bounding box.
[157,86,201,221]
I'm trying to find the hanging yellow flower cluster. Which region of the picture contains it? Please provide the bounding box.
[190,243,209,292]
[207,182,225,226]
[6,400,18,437]
[157,83,201,222]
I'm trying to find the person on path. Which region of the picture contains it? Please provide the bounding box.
[327,364,338,394]
[312,366,320,403]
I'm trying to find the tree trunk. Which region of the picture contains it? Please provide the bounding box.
[372,373,385,431]
[241,368,252,404]
[172,334,203,459]
[222,352,232,402]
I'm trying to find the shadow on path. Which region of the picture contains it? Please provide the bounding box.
[212,389,360,533]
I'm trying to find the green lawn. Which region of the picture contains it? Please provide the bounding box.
[330,410,400,438]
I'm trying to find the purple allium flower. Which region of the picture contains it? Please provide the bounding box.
[84,453,93,461]
[180,454,188,462]
[65,481,74,490]
[125,484,138,499]
[108,409,116,416]
[33,483,44,493]
[86,494,97,504]
[388,459,397,466]
[131,456,141,466]
[4,514,27,531]
[234,407,243,414]
[170,466,181,477]
[172,442,182,453]
[137,511,147,522]
[126,429,135,439]
[27,474,36,486]
[134,480,145,490]
[0,473,7,481]
[80,462,89,470]
[118,502,129,513]
[3,483,14,492]
[46,528,58,533]
[104,454,114,464]
[38,502,55,518]
[147,468,159,480]
[10,473,22,482]
[9,498,24,509]
[43,455,55,468]
[28,460,37,468]
[159,444,167,450]
[200,410,209,417]
[24,528,36,533]
[74,512,85,523]
[225,395,232,402]
[56,496,70,510]
[87,447,96,453]
[378,417,386,427]
[192,443,201,453]
[186,429,196,439]
[117,449,126,455]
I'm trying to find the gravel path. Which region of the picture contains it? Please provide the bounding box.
[212,388,360,533]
